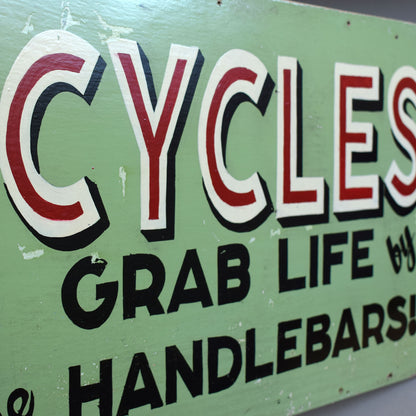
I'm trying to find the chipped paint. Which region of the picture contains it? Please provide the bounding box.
[96,12,133,44]
[90,253,107,265]
[17,244,44,260]
[270,228,281,237]
[119,166,127,197]
[21,15,34,35]
[61,1,81,30]
[91,252,100,263]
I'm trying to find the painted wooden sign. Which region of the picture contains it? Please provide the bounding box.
[1,0,416,415]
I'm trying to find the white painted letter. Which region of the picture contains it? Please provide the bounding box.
[334,63,380,216]
[109,40,201,240]
[0,30,108,250]
[198,49,273,230]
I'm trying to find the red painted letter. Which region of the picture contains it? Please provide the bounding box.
[198,49,273,230]
[386,66,416,211]
[276,56,325,221]
[109,40,201,240]
[0,30,108,250]
[334,63,380,216]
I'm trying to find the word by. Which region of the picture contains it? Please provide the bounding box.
[386,225,415,273]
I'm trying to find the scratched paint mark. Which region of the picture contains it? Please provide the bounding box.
[96,12,133,44]
[119,166,127,197]
[21,15,34,34]
[305,225,313,231]
[61,1,81,30]
[287,403,295,416]
[212,232,220,242]
[91,252,100,263]
[22,250,44,260]
[249,237,256,243]
[18,244,44,260]
[270,228,281,237]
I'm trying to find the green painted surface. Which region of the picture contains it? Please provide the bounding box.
[0,0,416,415]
